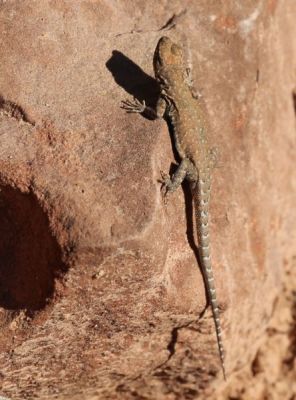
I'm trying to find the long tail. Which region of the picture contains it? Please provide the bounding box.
[195,174,226,380]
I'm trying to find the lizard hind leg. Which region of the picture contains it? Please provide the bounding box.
[161,158,197,199]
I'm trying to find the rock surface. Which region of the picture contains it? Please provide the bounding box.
[0,1,295,399]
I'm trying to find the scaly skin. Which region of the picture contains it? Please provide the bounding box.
[122,36,226,380]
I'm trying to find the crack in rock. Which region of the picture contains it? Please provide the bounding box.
[0,95,35,126]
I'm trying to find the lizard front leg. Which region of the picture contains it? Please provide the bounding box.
[121,97,167,119]
[162,158,197,196]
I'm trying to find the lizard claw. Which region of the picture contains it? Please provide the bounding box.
[120,98,146,113]
[159,171,172,204]
[160,170,171,185]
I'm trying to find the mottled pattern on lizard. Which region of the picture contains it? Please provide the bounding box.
[122,36,226,380]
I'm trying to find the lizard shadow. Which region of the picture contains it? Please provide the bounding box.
[106,50,160,119]
[181,178,210,309]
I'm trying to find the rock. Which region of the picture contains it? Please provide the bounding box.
[0,1,295,399]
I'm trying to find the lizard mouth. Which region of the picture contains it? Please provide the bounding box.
[153,37,167,70]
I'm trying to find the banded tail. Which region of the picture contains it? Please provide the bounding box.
[195,173,226,380]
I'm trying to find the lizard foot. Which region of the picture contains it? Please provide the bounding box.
[120,98,146,113]
[159,171,172,204]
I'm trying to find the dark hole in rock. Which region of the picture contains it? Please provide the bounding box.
[0,185,66,311]
[293,91,296,116]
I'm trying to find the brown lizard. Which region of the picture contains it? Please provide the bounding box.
[121,36,226,380]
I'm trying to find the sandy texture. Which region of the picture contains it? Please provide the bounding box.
[0,0,295,399]
[212,256,296,400]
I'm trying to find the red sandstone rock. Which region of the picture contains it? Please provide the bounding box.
[0,1,295,399]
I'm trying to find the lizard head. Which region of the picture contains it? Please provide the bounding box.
[153,36,184,84]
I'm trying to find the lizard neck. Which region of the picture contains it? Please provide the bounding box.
[156,65,188,97]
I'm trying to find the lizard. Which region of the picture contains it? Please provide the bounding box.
[121,36,226,380]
